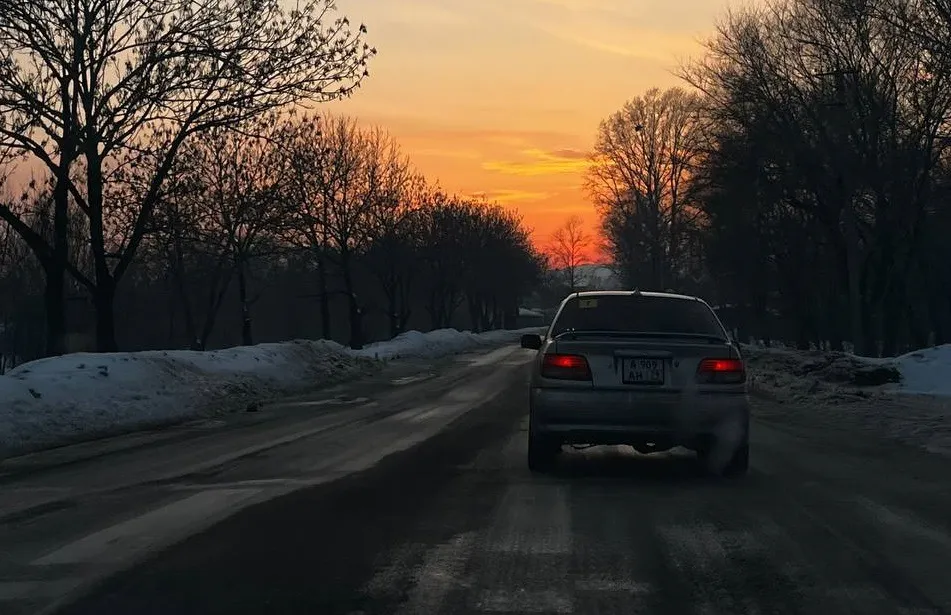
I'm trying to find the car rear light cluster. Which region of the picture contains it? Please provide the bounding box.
[696,358,746,384]
[541,353,592,381]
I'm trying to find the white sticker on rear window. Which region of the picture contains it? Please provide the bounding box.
[578,298,598,309]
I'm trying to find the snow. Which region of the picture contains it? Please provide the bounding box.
[352,327,542,361]
[0,327,542,459]
[519,307,544,318]
[744,342,951,399]
[744,343,951,456]
[884,346,951,396]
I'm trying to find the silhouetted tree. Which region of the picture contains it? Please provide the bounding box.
[548,215,591,291]
[588,87,705,291]
[0,0,374,353]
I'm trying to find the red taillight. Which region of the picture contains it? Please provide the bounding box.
[541,353,592,380]
[697,358,746,384]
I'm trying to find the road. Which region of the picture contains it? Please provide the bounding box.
[3,343,951,615]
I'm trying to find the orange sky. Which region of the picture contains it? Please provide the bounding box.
[328,0,748,252]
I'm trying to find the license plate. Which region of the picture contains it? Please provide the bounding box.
[621,358,665,384]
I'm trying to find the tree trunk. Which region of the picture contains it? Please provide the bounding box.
[467,295,481,332]
[316,251,331,340]
[93,280,119,352]
[169,226,198,345]
[881,287,902,357]
[929,295,948,346]
[841,211,868,355]
[387,293,400,338]
[43,265,67,356]
[907,301,928,350]
[165,276,178,347]
[236,258,253,346]
[340,250,363,349]
[426,289,442,329]
[42,157,72,357]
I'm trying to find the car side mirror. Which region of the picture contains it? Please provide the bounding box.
[520,334,543,350]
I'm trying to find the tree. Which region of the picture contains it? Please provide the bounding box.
[682,0,951,354]
[548,215,591,291]
[362,173,428,337]
[587,87,706,291]
[284,114,334,340]
[419,195,472,329]
[0,0,374,353]
[160,115,293,347]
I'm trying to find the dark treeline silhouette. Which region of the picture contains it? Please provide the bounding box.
[589,0,951,357]
[0,0,542,366]
[0,111,544,364]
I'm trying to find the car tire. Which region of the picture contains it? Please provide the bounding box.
[722,440,750,477]
[697,437,749,477]
[528,432,559,472]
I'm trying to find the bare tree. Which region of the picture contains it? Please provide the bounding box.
[682,0,951,354]
[160,114,293,347]
[292,115,371,348]
[419,195,471,329]
[548,215,591,291]
[362,172,427,338]
[462,204,543,330]
[0,0,374,353]
[285,114,334,340]
[587,87,705,290]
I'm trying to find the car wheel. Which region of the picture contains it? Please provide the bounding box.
[722,440,750,477]
[696,437,749,477]
[528,432,559,472]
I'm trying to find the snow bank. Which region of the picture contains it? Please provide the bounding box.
[743,343,951,399]
[884,345,951,396]
[0,327,541,459]
[744,343,951,456]
[356,327,541,361]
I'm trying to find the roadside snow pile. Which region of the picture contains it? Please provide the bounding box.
[744,343,951,456]
[884,345,951,395]
[744,343,951,401]
[355,327,543,361]
[0,327,541,458]
[743,345,901,404]
[0,340,375,458]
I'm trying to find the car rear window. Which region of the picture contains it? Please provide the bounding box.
[550,294,725,338]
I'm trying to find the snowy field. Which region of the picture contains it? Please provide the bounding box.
[745,343,951,456]
[0,327,542,459]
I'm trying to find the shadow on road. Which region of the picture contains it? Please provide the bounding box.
[542,445,753,487]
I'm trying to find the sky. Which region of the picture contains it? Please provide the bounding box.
[328,0,745,253]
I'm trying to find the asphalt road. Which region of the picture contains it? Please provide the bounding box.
[4,344,951,614]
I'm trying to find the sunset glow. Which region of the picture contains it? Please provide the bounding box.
[330,0,742,249]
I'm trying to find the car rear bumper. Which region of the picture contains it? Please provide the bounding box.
[530,386,749,448]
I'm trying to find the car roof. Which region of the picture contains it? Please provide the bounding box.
[565,290,702,303]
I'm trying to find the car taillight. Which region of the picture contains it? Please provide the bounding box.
[541,353,592,380]
[696,358,746,384]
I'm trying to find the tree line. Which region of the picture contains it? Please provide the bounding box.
[588,0,951,357]
[0,0,542,364]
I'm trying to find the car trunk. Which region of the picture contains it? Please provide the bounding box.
[551,335,738,392]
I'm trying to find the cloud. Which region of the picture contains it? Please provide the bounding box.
[467,189,554,203]
[413,147,482,160]
[482,148,592,176]
[524,0,638,18]
[548,148,589,160]
[537,26,698,62]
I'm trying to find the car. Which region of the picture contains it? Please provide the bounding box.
[520,289,750,476]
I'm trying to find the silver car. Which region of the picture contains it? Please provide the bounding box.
[520,290,750,476]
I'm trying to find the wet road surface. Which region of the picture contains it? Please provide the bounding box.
[45,355,951,615]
